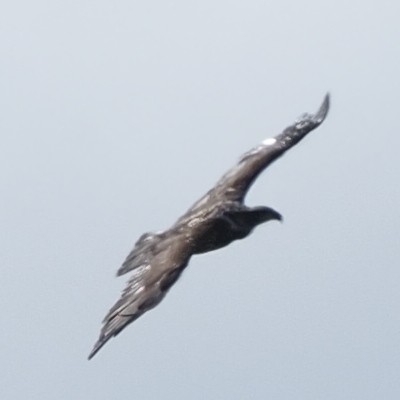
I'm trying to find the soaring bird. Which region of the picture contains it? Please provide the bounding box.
[88,94,330,359]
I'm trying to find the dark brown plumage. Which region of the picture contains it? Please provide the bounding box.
[88,95,330,359]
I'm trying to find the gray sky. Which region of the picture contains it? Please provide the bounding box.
[1,1,399,399]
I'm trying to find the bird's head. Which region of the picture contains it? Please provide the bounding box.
[250,206,283,225]
[227,205,282,235]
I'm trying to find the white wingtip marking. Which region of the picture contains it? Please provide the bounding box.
[262,138,277,146]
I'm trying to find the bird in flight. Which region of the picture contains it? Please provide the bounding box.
[88,94,330,359]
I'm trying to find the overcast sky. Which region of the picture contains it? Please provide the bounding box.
[1,1,399,399]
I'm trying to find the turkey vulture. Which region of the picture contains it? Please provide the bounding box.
[88,94,330,359]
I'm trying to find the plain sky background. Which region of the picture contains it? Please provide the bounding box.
[1,1,399,399]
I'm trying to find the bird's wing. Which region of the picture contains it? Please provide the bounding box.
[210,94,330,203]
[88,234,190,359]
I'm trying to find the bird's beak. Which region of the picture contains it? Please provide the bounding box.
[273,211,283,223]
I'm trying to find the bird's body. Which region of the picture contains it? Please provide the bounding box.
[88,95,330,359]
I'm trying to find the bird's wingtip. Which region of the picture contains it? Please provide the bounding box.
[87,337,108,360]
[314,92,330,123]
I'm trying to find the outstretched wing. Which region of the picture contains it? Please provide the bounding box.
[88,233,190,359]
[212,94,329,202]
[181,94,330,218]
